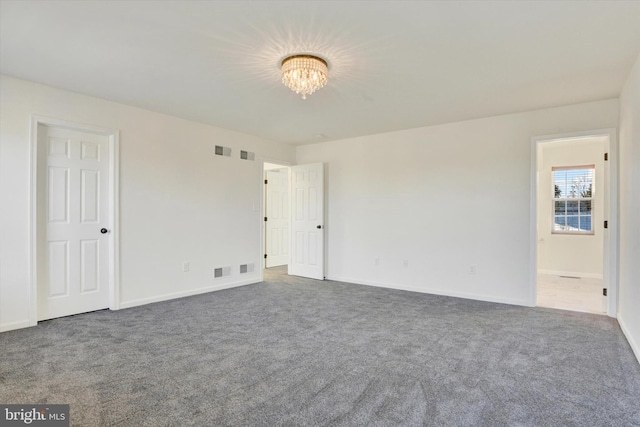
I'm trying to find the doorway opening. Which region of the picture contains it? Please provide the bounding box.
[263,162,290,273]
[531,129,618,317]
[261,161,325,281]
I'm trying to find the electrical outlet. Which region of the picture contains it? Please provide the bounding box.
[182,262,190,272]
[374,258,380,266]
[403,259,409,268]
[469,265,476,274]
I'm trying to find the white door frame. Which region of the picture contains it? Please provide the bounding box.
[29,115,120,325]
[530,128,618,317]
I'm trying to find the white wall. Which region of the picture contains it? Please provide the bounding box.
[0,75,295,332]
[618,52,640,363]
[296,99,619,306]
[537,138,604,277]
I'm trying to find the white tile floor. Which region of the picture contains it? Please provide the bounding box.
[537,273,605,315]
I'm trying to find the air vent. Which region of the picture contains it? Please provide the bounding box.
[213,266,231,279]
[240,263,255,274]
[215,145,232,157]
[240,150,255,161]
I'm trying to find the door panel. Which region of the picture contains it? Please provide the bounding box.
[80,239,99,293]
[289,163,324,280]
[81,170,100,223]
[309,233,318,265]
[48,167,69,223]
[47,241,69,297]
[38,126,110,320]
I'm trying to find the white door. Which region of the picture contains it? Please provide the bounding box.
[38,125,111,320]
[265,168,289,267]
[289,163,324,280]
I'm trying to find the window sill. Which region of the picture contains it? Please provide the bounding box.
[551,231,595,236]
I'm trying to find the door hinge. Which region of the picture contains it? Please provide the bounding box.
[604,220,608,229]
[603,288,608,296]
[264,179,268,184]
[604,153,608,161]
[264,217,268,222]
[264,254,267,259]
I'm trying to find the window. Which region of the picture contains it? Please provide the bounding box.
[552,165,594,234]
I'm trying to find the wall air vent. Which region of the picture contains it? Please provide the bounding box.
[214,266,232,279]
[215,145,232,157]
[240,150,255,161]
[240,263,255,274]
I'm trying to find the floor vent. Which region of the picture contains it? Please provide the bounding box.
[215,145,232,157]
[240,150,255,161]
[240,263,255,274]
[214,266,231,278]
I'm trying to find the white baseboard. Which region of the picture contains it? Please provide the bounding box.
[618,314,640,365]
[537,270,603,279]
[119,277,261,310]
[327,275,529,307]
[0,319,35,333]
[1,278,262,332]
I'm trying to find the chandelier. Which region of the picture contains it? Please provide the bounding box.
[281,54,328,99]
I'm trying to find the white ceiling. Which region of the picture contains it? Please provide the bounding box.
[1,1,639,145]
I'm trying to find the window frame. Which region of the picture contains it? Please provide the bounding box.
[551,164,595,235]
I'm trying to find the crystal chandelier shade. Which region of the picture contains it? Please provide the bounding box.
[281,55,328,99]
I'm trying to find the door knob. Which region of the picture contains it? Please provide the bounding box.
[100,228,109,234]
[317,225,322,229]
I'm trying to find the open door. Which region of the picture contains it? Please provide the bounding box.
[289,163,324,280]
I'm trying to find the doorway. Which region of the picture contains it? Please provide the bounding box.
[530,129,618,317]
[263,162,290,270]
[262,161,325,281]
[30,117,119,324]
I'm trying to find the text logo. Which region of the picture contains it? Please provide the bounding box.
[1,405,69,426]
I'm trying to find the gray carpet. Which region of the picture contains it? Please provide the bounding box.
[1,266,639,426]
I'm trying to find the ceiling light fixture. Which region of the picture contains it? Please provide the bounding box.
[281,54,328,100]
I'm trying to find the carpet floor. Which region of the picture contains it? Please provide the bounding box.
[1,267,639,426]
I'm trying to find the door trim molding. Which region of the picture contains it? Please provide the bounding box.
[530,128,618,317]
[29,115,120,326]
